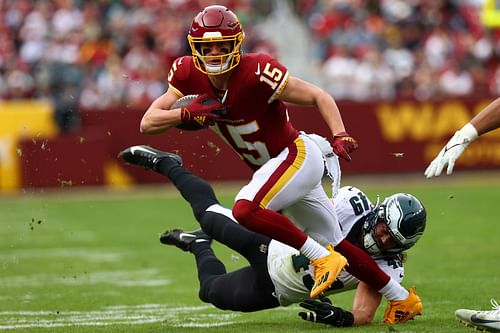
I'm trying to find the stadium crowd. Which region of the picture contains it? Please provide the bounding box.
[0,0,499,113]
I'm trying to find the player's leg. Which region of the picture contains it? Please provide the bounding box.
[134,146,275,265]
[233,135,327,249]
[232,135,347,298]
[119,145,218,220]
[194,211,279,311]
[201,207,270,256]
[163,229,229,300]
[160,228,275,311]
[155,157,220,221]
[121,145,279,308]
[200,208,276,288]
[286,186,392,289]
[285,181,420,319]
[187,237,277,312]
[283,184,344,246]
[198,266,279,312]
[161,216,278,312]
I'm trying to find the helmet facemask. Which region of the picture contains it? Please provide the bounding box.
[187,5,244,75]
[362,208,386,256]
[188,32,244,75]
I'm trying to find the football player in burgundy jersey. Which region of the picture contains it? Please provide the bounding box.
[138,5,418,313]
[119,143,426,325]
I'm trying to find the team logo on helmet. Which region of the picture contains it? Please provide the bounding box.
[363,193,426,256]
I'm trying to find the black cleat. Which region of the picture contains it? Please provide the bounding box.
[160,229,212,252]
[118,145,182,171]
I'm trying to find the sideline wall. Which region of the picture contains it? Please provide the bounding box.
[2,98,499,190]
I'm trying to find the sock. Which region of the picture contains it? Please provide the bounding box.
[335,239,390,290]
[378,278,409,301]
[299,237,330,260]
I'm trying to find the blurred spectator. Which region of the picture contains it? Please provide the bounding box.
[300,0,498,100]
[0,0,498,111]
[439,60,474,96]
[49,62,83,132]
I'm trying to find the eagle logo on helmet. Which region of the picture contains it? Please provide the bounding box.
[362,193,426,256]
[385,197,406,245]
[383,194,427,252]
[187,5,244,75]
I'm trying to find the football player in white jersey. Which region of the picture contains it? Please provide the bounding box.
[119,143,426,326]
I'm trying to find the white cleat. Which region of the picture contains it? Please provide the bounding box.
[456,299,500,332]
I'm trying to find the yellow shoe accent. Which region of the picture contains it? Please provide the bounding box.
[309,245,348,298]
[384,287,423,324]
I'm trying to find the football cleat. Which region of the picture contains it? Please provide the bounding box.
[118,145,182,171]
[160,229,212,252]
[310,245,348,299]
[384,287,423,324]
[455,299,500,332]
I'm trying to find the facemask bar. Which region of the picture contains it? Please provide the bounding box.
[188,32,243,75]
[362,203,405,255]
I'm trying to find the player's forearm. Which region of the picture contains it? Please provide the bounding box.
[470,97,500,136]
[140,107,181,134]
[352,308,376,325]
[315,93,346,136]
[351,282,381,325]
[281,77,346,135]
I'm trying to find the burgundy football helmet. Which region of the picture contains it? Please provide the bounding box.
[187,5,244,75]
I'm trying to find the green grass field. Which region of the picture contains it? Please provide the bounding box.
[1,175,499,333]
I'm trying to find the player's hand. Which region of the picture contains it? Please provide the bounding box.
[298,296,354,327]
[180,94,226,127]
[424,124,477,178]
[332,132,358,161]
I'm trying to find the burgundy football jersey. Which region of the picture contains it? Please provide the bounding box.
[168,53,299,170]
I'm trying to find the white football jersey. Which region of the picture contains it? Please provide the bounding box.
[267,186,405,306]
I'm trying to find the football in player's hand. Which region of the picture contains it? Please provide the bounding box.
[172,95,204,131]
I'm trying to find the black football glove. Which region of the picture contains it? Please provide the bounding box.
[298,295,354,327]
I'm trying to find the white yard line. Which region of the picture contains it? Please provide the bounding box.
[1,269,171,287]
[0,304,241,330]
[0,248,124,262]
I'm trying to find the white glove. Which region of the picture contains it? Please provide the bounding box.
[424,123,478,178]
